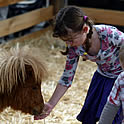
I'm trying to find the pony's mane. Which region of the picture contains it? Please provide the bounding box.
[0,43,47,93]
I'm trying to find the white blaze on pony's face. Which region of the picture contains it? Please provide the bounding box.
[0,44,48,115]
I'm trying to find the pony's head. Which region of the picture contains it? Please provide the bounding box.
[0,44,47,115]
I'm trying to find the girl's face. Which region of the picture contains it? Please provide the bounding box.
[61,26,89,47]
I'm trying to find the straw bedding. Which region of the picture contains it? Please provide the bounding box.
[0,30,97,124]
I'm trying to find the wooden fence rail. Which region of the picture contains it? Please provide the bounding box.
[0,0,123,42]
[82,7,124,26]
[0,6,53,37]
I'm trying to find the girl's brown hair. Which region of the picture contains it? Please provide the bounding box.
[52,6,94,55]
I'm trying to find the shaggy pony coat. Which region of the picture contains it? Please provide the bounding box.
[0,44,47,115]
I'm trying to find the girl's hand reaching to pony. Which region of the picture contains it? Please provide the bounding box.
[34,103,53,120]
[34,83,68,120]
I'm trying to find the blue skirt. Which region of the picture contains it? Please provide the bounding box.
[77,71,122,124]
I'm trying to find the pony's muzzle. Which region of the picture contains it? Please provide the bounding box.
[32,102,44,115]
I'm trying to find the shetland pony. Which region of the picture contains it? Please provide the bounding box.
[0,44,47,115]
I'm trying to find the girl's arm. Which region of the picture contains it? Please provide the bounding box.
[34,47,79,120]
[99,101,120,124]
[48,83,69,108]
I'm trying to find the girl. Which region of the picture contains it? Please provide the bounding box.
[34,6,124,124]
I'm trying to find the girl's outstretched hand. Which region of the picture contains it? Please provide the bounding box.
[34,102,53,120]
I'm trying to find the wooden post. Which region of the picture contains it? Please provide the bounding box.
[51,0,65,14]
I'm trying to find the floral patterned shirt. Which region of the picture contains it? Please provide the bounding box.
[59,25,124,87]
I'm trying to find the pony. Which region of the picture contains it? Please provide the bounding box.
[0,43,47,115]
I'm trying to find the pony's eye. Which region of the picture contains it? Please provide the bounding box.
[32,86,37,90]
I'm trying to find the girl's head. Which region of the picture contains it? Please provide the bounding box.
[52,6,94,53]
[119,45,124,69]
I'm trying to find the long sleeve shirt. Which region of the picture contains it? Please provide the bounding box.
[59,25,124,87]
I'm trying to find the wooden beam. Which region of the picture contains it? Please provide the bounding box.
[0,5,54,37]
[0,0,24,7]
[82,7,124,26]
[9,26,52,43]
